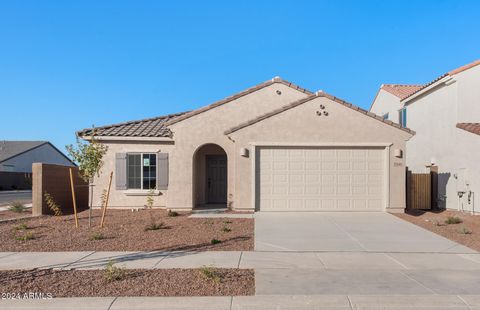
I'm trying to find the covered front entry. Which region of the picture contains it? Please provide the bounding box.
[193,144,228,208]
[256,146,386,211]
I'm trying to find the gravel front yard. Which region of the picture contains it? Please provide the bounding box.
[0,268,254,297]
[0,209,31,221]
[0,209,253,252]
[395,209,480,251]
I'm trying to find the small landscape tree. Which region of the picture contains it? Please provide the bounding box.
[66,130,108,227]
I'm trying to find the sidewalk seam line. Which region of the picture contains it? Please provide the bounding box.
[327,215,368,251]
[229,296,233,310]
[457,295,473,310]
[107,297,118,310]
[237,252,243,268]
[346,295,354,310]
[314,253,327,268]
[382,253,409,270]
[399,270,437,295]
[63,251,97,270]
[151,253,168,269]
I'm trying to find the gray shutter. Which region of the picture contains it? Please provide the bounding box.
[157,153,169,190]
[115,153,127,190]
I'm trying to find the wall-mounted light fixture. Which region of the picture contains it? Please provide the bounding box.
[394,149,403,158]
[240,148,249,157]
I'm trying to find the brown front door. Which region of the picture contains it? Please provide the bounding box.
[206,155,227,204]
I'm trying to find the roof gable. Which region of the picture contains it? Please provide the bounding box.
[163,77,313,127]
[77,77,312,139]
[380,84,423,100]
[401,59,480,102]
[0,141,48,163]
[225,92,415,135]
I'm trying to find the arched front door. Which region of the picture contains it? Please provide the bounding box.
[193,144,228,208]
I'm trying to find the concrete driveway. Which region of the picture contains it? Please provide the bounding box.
[255,212,475,253]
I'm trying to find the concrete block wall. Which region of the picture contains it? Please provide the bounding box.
[32,163,89,216]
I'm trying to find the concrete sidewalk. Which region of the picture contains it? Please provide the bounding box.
[2,251,480,270]
[2,295,480,309]
[3,251,480,295]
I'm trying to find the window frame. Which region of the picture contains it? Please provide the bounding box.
[398,107,407,127]
[126,152,157,190]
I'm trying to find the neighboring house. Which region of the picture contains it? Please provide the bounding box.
[0,141,75,190]
[370,60,480,211]
[77,77,413,212]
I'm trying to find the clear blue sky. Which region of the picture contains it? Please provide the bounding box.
[1,1,479,150]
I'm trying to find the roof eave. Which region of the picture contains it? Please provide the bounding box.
[81,136,174,142]
[401,75,453,104]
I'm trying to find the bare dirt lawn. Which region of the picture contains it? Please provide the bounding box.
[0,209,253,252]
[395,209,480,251]
[0,268,254,297]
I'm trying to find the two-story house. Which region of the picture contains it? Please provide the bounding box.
[370,60,480,212]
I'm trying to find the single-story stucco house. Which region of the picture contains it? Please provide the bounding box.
[77,77,414,213]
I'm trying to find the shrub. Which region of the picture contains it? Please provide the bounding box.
[445,216,463,224]
[9,202,27,213]
[458,227,472,235]
[44,192,62,216]
[14,223,29,231]
[145,222,166,231]
[211,238,221,245]
[90,232,105,240]
[100,189,108,208]
[168,210,179,217]
[432,220,445,227]
[16,232,35,241]
[221,226,232,233]
[104,261,126,282]
[198,266,221,283]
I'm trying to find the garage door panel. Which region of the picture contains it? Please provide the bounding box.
[258,147,385,211]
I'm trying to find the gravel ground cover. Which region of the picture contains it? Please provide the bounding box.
[0,209,253,252]
[0,268,254,297]
[395,209,480,251]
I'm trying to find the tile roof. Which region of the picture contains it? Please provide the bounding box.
[381,84,423,100]
[402,59,480,101]
[225,92,415,135]
[77,77,313,138]
[77,112,187,138]
[164,77,313,126]
[0,141,48,162]
[456,123,480,136]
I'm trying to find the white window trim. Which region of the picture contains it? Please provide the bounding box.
[126,152,157,191]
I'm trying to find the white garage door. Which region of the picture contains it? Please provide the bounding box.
[257,147,385,211]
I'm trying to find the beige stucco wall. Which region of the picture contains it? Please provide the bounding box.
[166,83,309,210]
[92,141,174,208]
[229,96,412,212]
[370,89,402,123]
